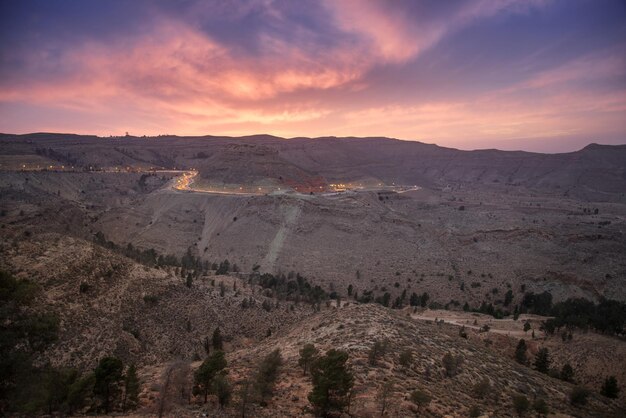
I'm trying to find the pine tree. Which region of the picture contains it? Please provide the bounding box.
[515,339,527,365]
[123,364,140,411]
[534,348,550,374]
[94,356,124,413]
[255,349,282,402]
[212,373,231,408]
[308,349,354,417]
[193,351,226,403]
[298,343,319,375]
[560,363,574,383]
[212,327,224,351]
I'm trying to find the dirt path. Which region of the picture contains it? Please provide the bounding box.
[412,310,546,339]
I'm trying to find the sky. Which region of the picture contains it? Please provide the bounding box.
[0,0,625,152]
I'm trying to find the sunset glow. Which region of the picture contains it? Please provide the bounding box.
[1,0,625,151]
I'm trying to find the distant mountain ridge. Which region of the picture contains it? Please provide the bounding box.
[1,132,625,200]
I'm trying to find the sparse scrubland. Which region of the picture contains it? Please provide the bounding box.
[1,134,625,416]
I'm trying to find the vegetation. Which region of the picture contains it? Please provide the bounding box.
[472,378,491,399]
[212,327,224,351]
[560,363,575,383]
[254,272,328,304]
[442,352,463,377]
[600,376,620,399]
[298,343,319,375]
[410,389,431,413]
[94,357,124,414]
[532,398,549,416]
[512,394,530,416]
[399,349,413,368]
[514,339,528,365]
[308,349,354,417]
[193,351,227,403]
[255,349,282,402]
[569,386,590,406]
[368,339,389,366]
[122,364,140,411]
[533,348,550,374]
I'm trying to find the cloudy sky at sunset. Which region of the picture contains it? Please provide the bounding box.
[1,0,625,152]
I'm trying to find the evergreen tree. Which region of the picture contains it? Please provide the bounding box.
[212,327,224,351]
[534,348,550,374]
[94,356,124,413]
[123,364,140,411]
[298,344,319,375]
[212,373,231,408]
[600,376,620,399]
[504,289,514,306]
[308,349,354,417]
[193,351,226,403]
[560,363,574,383]
[515,339,528,365]
[255,349,282,402]
[67,373,95,415]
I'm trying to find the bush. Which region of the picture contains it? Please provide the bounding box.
[442,352,463,377]
[533,398,549,415]
[472,378,491,399]
[468,405,481,417]
[399,349,413,368]
[512,394,530,416]
[515,339,528,365]
[569,386,590,406]
[600,376,620,399]
[368,339,388,366]
[410,389,431,413]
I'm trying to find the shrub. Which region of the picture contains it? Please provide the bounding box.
[472,378,491,399]
[533,398,549,415]
[600,376,619,399]
[399,349,413,368]
[512,394,530,416]
[368,339,388,366]
[410,389,431,413]
[569,386,590,406]
[442,352,463,377]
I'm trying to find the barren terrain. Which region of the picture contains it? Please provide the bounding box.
[1,133,625,416]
